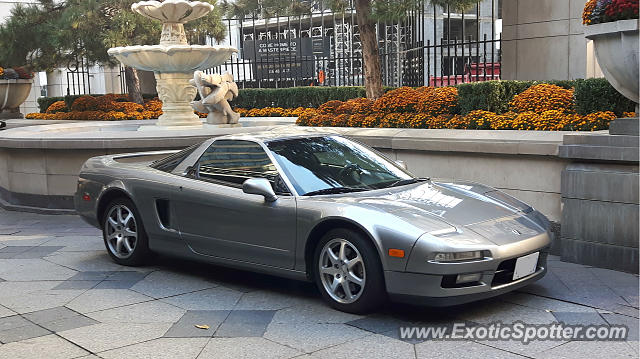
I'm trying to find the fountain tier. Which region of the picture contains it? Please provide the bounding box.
[107,45,237,73]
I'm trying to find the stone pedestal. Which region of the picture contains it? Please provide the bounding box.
[558,119,639,273]
[0,108,24,120]
[155,73,201,128]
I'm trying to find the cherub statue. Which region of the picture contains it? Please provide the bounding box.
[190,71,240,125]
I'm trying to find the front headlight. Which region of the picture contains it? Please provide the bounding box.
[485,190,533,213]
[431,250,487,263]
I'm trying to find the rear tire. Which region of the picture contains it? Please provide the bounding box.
[312,228,386,314]
[102,197,150,266]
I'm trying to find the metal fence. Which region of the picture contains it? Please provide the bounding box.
[65,58,93,96]
[67,0,502,95]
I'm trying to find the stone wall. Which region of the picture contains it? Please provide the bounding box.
[558,122,639,273]
[0,124,569,222]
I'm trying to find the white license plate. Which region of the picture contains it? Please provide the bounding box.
[513,252,539,280]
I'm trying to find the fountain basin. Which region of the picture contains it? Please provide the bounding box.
[107,45,237,73]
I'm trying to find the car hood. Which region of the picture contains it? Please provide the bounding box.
[320,181,541,245]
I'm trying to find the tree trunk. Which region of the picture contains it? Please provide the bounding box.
[124,66,144,104]
[354,0,383,100]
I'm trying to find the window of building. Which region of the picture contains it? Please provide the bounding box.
[442,56,472,76]
[442,19,479,42]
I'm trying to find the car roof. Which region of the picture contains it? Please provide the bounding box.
[214,127,338,143]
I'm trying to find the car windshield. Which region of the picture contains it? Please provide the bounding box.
[266,136,416,196]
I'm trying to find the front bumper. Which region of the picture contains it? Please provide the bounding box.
[385,248,548,307]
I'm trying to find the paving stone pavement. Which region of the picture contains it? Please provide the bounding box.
[0,208,637,359]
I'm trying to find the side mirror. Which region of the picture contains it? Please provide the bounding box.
[242,178,278,202]
[395,160,408,170]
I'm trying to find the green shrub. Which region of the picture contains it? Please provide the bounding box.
[233,87,370,109]
[573,78,635,116]
[456,81,532,114]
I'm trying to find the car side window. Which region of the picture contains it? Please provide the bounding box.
[193,140,290,195]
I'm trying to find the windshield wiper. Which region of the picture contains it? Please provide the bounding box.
[303,187,368,196]
[384,178,426,188]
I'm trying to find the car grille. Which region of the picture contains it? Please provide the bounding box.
[491,251,545,287]
[491,258,518,286]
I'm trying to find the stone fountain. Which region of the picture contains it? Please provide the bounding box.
[108,0,237,128]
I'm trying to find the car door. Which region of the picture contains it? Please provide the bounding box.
[172,139,297,269]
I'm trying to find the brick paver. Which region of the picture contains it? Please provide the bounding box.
[0,208,637,358]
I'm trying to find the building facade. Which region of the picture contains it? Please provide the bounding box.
[501,0,603,81]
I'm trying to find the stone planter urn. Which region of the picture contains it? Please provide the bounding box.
[0,79,33,119]
[584,19,639,111]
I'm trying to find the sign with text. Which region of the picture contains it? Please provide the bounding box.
[243,38,329,79]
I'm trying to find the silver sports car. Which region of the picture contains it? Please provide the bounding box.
[75,130,551,313]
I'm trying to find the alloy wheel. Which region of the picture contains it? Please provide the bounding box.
[318,238,366,304]
[104,204,138,259]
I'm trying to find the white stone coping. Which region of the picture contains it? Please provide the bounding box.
[584,19,639,39]
[0,118,296,149]
[326,127,571,156]
[0,117,592,157]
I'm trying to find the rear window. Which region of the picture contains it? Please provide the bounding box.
[150,143,201,173]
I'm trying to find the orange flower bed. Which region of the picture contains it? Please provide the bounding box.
[297,109,615,131]
[296,84,616,131]
[509,84,575,114]
[235,107,309,117]
[70,96,99,112]
[371,86,458,115]
[27,94,165,121]
[46,101,67,114]
[372,87,422,113]
[416,86,459,116]
[26,111,129,121]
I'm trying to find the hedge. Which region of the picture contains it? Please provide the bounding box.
[573,78,636,116]
[232,86,397,109]
[37,78,635,117]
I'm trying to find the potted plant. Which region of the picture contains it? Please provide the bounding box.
[0,66,34,119]
[583,0,639,114]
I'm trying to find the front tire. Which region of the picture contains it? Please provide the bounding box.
[102,198,150,266]
[312,228,386,314]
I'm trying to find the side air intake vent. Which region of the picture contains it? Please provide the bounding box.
[156,199,171,229]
